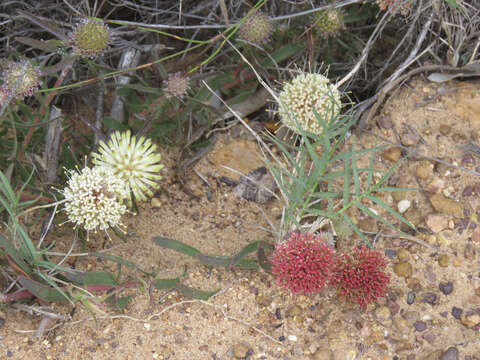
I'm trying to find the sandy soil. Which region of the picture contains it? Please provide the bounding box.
[1,77,480,360]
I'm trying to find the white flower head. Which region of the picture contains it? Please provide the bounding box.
[62,166,127,233]
[91,130,164,207]
[278,72,342,135]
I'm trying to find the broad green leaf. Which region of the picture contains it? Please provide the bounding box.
[0,234,32,276]
[152,277,180,290]
[19,276,68,303]
[106,294,134,310]
[260,44,305,67]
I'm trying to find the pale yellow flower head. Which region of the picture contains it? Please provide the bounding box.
[91,130,164,207]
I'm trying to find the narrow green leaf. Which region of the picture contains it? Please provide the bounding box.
[175,283,219,300]
[351,143,361,197]
[91,252,150,275]
[64,271,118,286]
[366,194,415,230]
[152,236,201,257]
[339,213,372,248]
[343,153,350,208]
[376,186,420,192]
[230,241,259,268]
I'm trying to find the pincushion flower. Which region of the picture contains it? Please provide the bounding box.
[238,11,273,45]
[278,72,342,135]
[70,19,110,58]
[91,130,164,207]
[376,0,413,16]
[164,72,190,100]
[62,166,127,233]
[314,9,345,39]
[331,246,390,307]
[2,60,41,99]
[271,231,337,295]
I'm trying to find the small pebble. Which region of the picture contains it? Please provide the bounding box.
[394,262,413,278]
[275,308,282,320]
[312,349,334,360]
[233,343,250,359]
[462,186,473,197]
[451,307,463,319]
[413,321,427,332]
[421,292,437,305]
[438,254,449,267]
[398,199,411,214]
[378,116,394,129]
[407,291,416,305]
[440,347,459,360]
[464,243,476,260]
[385,249,397,259]
[439,281,453,295]
[288,335,297,342]
[397,248,410,261]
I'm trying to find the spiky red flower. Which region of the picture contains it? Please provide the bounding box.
[331,246,390,307]
[271,231,337,295]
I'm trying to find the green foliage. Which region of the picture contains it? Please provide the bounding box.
[266,106,415,247]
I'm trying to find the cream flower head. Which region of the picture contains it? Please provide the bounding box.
[278,73,342,135]
[62,166,127,233]
[91,130,164,207]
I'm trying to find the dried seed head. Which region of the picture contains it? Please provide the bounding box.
[313,8,345,39]
[163,72,190,100]
[70,19,110,59]
[238,12,273,45]
[91,130,164,207]
[278,72,342,135]
[376,0,413,16]
[2,60,41,99]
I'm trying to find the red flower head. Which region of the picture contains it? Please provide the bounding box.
[331,246,390,307]
[271,231,336,295]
